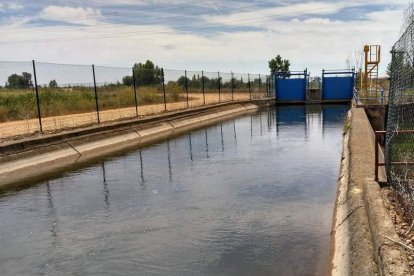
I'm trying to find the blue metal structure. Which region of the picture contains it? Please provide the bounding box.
[274,70,308,103]
[322,69,355,102]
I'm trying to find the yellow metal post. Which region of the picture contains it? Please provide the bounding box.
[364,45,369,91]
[363,45,380,92]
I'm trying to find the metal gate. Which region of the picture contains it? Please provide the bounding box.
[322,69,355,102]
[275,70,307,103]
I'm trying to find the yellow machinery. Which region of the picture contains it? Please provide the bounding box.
[359,45,381,92]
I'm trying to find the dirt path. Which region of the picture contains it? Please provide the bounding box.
[0,92,265,141]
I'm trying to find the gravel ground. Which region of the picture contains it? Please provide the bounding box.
[383,187,414,273]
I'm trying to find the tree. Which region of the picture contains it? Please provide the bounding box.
[6,72,33,89]
[49,79,58,88]
[401,2,414,34]
[177,76,190,88]
[122,75,133,86]
[123,60,162,86]
[268,55,290,77]
[386,62,392,79]
[134,60,162,86]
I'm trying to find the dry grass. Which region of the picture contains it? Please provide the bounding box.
[0,85,185,122]
[0,91,268,141]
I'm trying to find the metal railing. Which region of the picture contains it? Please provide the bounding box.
[353,87,386,105]
[374,130,414,181]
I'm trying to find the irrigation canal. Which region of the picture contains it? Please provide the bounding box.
[0,104,349,275]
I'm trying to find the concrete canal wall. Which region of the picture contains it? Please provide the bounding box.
[330,106,410,275]
[0,99,274,190]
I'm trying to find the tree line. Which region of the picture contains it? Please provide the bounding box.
[3,57,290,90]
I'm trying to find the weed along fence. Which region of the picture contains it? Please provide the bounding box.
[0,60,272,140]
[385,20,414,220]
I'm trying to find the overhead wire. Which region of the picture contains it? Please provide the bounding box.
[2,2,349,36]
[0,2,351,44]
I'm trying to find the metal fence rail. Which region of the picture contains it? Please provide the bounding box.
[0,60,271,141]
[386,20,414,217]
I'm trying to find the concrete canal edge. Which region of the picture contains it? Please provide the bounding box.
[330,106,410,275]
[0,100,274,190]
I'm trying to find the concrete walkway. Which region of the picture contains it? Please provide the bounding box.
[330,106,410,275]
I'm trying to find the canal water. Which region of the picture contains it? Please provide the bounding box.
[0,105,348,276]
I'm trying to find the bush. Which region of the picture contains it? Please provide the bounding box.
[139,87,163,104]
[166,82,182,102]
[0,84,185,122]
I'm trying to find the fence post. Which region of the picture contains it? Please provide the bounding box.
[231,72,234,101]
[259,74,261,96]
[185,70,189,108]
[269,75,271,97]
[202,70,205,105]
[92,65,100,123]
[132,67,138,117]
[375,132,379,181]
[218,71,221,103]
[248,73,252,100]
[32,60,43,132]
[162,68,167,111]
[269,75,272,97]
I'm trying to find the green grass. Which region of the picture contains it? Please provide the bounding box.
[392,138,414,161]
[0,85,185,122]
[343,119,351,135]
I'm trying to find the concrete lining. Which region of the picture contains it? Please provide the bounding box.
[0,99,273,156]
[364,179,411,275]
[330,106,410,275]
[330,123,351,275]
[0,102,265,190]
[334,107,378,275]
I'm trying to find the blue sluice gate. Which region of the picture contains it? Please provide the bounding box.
[274,70,307,103]
[322,69,355,102]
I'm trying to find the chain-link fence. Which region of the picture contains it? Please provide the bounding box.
[0,60,271,141]
[232,73,251,101]
[36,62,98,132]
[249,73,268,99]
[0,61,39,139]
[386,21,414,218]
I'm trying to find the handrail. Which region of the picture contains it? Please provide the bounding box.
[353,88,360,105]
[353,88,386,106]
[374,130,414,181]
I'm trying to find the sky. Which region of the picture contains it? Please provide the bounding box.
[0,0,410,76]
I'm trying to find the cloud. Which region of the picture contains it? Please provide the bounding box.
[0,2,23,12]
[0,1,409,76]
[39,5,103,25]
[203,2,357,27]
[302,18,332,24]
[7,2,23,10]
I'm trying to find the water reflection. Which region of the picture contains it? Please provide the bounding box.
[0,105,350,276]
[132,105,347,187]
[205,129,209,159]
[188,133,193,161]
[233,119,237,144]
[220,124,225,152]
[139,150,145,184]
[323,104,349,126]
[46,181,58,240]
[101,162,110,210]
[167,140,172,182]
[276,105,306,125]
